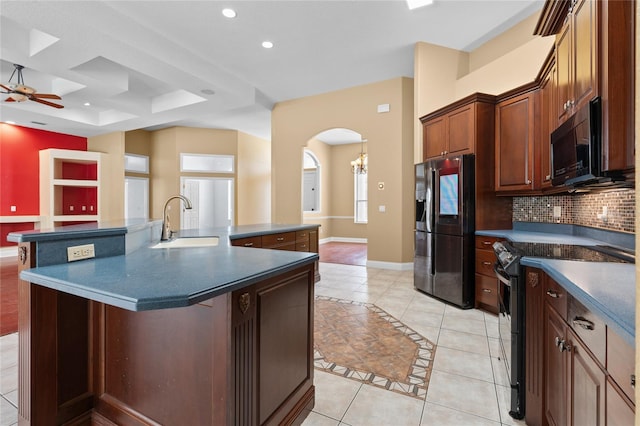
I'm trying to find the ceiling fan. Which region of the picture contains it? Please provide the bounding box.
[0,64,64,109]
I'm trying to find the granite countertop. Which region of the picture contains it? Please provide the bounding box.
[476,228,635,345]
[14,222,319,312]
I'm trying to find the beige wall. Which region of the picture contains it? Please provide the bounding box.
[88,132,125,222]
[237,131,271,225]
[272,77,415,265]
[413,12,555,163]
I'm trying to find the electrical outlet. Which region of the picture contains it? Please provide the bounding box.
[553,206,561,218]
[67,244,95,262]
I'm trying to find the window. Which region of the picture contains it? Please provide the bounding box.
[180,153,234,173]
[124,153,149,174]
[354,172,367,223]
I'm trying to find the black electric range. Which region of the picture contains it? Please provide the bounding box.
[491,241,633,420]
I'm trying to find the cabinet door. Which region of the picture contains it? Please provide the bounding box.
[495,91,537,192]
[606,379,635,426]
[571,0,597,112]
[423,117,447,160]
[567,328,605,426]
[447,105,474,155]
[539,61,555,188]
[556,22,572,123]
[525,269,545,426]
[545,305,567,426]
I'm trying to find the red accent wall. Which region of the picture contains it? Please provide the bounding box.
[0,124,87,246]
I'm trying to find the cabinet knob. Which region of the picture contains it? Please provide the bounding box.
[244,242,254,247]
[482,261,492,266]
[555,337,571,353]
[482,288,492,293]
[482,241,492,246]
[527,179,532,185]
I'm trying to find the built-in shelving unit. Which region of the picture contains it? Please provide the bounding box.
[40,149,105,229]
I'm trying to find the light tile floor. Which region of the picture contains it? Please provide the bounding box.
[0,262,526,426]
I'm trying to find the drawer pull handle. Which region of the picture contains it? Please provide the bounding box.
[631,375,636,388]
[482,241,492,245]
[482,261,492,266]
[244,242,254,247]
[572,317,594,331]
[276,237,285,241]
[555,337,571,352]
[482,289,492,293]
[546,290,560,298]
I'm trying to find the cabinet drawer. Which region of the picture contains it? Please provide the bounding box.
[568,295,606,366]
[262,232,296,248]
[475,250,496,276]
[475,274,498,311]
[296,242,310,252]
[295,230,310,242]
[231,236,262,248]
[544,277,567,318]
[607,328,635,403]
[475,236,502,250]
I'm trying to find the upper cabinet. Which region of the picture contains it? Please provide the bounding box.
[494,85,540,193]
[535,0,635,173]
[420,94,495,162]
[555,0,597,123]
[538,50,556,190]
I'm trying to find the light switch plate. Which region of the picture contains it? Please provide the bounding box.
[67,244,95,262]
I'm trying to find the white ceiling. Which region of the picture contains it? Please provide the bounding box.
[0,0,542,141]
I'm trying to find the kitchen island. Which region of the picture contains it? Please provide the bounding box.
[8,220,319,425]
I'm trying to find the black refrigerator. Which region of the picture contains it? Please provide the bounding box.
[414,154,475,308]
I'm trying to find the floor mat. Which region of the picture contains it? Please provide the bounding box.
[314,296,436,399]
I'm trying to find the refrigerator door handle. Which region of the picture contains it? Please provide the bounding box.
[430,232,436,276]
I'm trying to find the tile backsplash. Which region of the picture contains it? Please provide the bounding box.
[513,188,635,233]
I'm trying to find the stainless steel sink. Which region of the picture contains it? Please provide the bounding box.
[150,237,219,249]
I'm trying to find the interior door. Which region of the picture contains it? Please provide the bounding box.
[181,177,234,229]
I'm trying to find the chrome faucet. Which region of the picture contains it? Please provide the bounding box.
[160,195,193,241]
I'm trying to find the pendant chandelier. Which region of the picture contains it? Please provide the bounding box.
[351,139,368,174]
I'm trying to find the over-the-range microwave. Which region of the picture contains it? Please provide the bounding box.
[551,96,602,187]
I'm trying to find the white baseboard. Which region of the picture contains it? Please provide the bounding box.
[319,237,367,244]
[0,246,18,258]
[365,260,413,271]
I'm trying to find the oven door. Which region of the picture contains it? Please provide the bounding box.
[495,263,512,373]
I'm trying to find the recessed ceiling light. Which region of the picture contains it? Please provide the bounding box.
[406,0,434,10]
[222,8,237,18]
[84,102,91,106]
[262,41,274,49]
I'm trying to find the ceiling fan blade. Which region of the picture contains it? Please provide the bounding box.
[32,97,64,109]
[4,97,16,102]
[31,93,61,100]
[0,84,11,92]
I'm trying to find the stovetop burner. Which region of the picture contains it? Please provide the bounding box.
[509,242,633,264]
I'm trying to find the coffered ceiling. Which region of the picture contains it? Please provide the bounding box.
[0,0,542,141]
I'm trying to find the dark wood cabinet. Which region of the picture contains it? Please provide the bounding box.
[420,94,495,161]
[494,86,540,193]
[545,297,567,426]
[473,236,501,314]
[555,0,597,122]
[526,268,634,426]
[525,268,545,426]
[566,327,606,426]
[536,0,635,175]
[538,50,556,189]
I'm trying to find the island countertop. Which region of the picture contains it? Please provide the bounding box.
[476,226,635,345]
[9,221,319,312]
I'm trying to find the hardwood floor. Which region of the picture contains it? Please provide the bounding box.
[318,242,367,266]
[1,256,18,336]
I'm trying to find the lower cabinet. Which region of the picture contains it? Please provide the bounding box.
[474,236,501,314]
[525,268,634,426]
